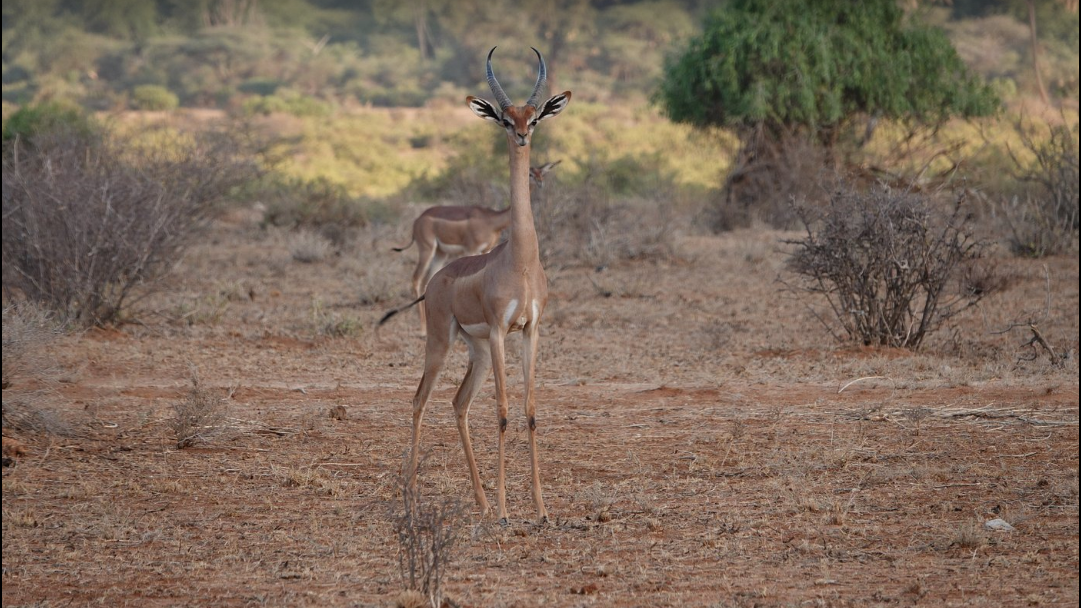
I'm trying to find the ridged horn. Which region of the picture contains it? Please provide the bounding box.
[486,47,513,110]
[525,47,547,109]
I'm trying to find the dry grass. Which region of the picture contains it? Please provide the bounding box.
[289,229,333,264]
[1,304,60,390]
[1,218,1076,607]
[170,377,229,449]
[1,304,74,437]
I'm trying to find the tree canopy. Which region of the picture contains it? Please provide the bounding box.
[656,0,1001,137]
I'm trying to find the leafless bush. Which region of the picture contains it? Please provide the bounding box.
[392,458,466,608]
[2,127,258,326]
[171,377,228,449]
[785,187,990,350]
[533,182,676,268]
[1001,120,1079,257]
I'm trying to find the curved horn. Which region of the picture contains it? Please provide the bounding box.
[486,47,513,110]
[525,47,547,109]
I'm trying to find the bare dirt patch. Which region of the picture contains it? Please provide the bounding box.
[3,222,1078,607]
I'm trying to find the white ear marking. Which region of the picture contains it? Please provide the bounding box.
[537,91,571,122]
[468,97,502,123]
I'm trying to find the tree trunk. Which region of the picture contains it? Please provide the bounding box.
[1027,0,1051,105]
[414,0,430,62]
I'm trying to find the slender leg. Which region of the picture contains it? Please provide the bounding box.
[411,241,437,334]
[407,320,452,487]
[488,329,510,522]
[453,335,493,514]
[418,252,450,334]
[522,322,548,522]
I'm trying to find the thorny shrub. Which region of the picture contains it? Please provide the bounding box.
[2,127,258,326]
[1002,119,1079,257]
[393,458,466,608]
[785,187,991,350]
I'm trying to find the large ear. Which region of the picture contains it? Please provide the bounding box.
[539,159,561,174]
[467,96,502,123]
[536,91,571,122]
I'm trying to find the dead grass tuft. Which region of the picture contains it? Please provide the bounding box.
[274,464,346,497]
[309,299,363,338]
[1,399,72,436]
[289,229,333,263]
[2,304,62,389]
[394,589,430,608]
[170,376,228,449]
[951,520,988,550]
[2,507,41,529]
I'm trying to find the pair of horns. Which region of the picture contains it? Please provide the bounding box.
[486,46,547,110]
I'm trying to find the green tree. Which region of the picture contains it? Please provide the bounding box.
[656,0,1001,230]
[657,0,999,141]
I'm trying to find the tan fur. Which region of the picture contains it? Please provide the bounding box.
[403,53,571,522]
[395,163,558,334]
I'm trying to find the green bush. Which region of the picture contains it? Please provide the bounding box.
[131,84,179,111]
[241,90,330,118]
[2,101,98,143]
[258,175,369,245]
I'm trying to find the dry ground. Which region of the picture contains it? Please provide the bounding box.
[2,215,1078,607]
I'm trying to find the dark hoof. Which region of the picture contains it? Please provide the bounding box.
[498,517,509,527]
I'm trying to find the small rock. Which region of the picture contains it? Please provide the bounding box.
[985,518,1015,532]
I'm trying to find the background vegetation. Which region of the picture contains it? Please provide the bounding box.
[1,0,1078,337]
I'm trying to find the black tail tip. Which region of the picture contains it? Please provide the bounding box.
[391,246,405,252]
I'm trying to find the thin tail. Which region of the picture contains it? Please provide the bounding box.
[379,296,425,326]
[391,236,415,252]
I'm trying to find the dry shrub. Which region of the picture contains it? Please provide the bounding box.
[2,127,257,326]
[533,182,677,268]
[289,229,332,263]
[2,304,60,390]
[1,399,71,437]
[393,458,466,608]
[1,304,72,436]
[1000,120,1079,257]
[786,186,990,350]
[171,378,228,449]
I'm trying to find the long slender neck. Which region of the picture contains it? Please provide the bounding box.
[507,141,539,266]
